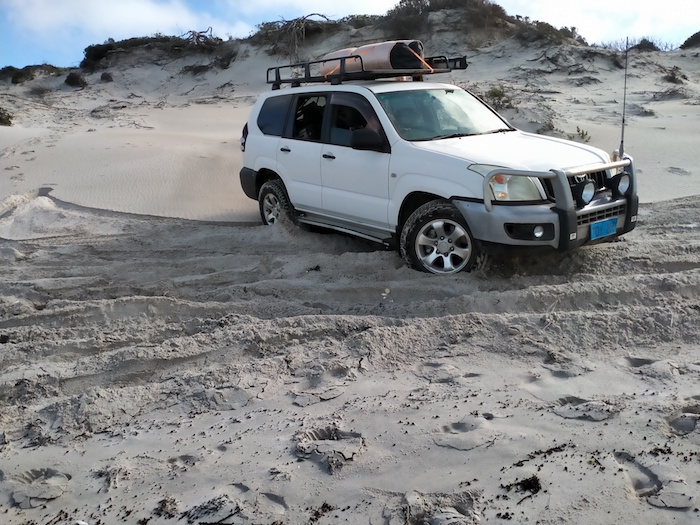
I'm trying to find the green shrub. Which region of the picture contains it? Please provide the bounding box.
[101,72,114,82]
[568,126,591,143]
[482,85,513,110]
[0,107,12,126]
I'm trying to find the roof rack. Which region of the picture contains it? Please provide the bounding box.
[267,54,468,90]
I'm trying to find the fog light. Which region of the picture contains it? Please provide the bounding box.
[573,180,596,207]
[610,173,631,197]
[533,225,545,238]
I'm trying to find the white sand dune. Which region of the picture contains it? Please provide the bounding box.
[1,22,699,525]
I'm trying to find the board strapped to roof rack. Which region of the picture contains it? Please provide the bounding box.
[267,51,467,90]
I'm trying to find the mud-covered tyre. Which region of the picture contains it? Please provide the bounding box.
[400,200,483,274]
[258,180,297,226]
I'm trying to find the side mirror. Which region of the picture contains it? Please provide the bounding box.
[351,129,390,153]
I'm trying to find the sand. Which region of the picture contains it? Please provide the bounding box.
[1,27,699,525]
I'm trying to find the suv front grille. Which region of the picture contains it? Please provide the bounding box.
[543,170,609,204]
[577,204,626,226]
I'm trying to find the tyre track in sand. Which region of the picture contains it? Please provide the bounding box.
[0,195,699,443]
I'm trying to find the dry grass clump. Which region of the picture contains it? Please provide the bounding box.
[28,85,53,97]
[663,66,687,84]
[180,64,211,76]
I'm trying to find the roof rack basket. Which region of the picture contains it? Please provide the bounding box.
[267,54,468,90]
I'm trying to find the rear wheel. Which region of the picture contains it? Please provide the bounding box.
[400,200,482,274]
[258,180,297,225]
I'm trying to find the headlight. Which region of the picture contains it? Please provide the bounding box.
[489,174,543,201]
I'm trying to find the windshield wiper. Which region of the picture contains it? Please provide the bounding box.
[481,128,515,135]
[430,132,477,140]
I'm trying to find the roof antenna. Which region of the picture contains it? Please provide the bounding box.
[619,37,629,158]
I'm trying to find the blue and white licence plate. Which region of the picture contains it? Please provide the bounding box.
[590,217,617,240]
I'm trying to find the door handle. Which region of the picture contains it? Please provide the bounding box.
[280,146,291,153]
[322,153,336,160]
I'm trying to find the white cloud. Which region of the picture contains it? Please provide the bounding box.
[497,0,698,45]
[4,0,246,44]
[229,0,398,19]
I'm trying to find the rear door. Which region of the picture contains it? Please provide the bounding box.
[278,94,328,213]
[320,92,391,228]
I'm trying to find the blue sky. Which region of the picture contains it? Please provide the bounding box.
[1,0,697,68]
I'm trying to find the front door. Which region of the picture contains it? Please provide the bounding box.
[320,92,391,229]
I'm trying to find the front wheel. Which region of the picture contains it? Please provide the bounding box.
[258,180,297,225]
[400,200,483,274]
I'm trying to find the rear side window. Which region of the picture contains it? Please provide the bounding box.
[291,95,327,142]
[257,95,292,136]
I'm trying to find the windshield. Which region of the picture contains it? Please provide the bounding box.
[376,88,513,141]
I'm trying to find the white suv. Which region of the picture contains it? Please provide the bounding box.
[240,52,638,274]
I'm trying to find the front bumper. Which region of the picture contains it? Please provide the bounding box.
[453,158,638,252]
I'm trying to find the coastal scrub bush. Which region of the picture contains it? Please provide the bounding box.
[250,14,336,60]
[11,68,35,84]
[632,38,661,52]
[101,72,113,82]
[0,107,12,126]
[598,37,674,52]
[80,34,196,71]
[339,14,382,29]
[65,72,88,88]
[514,19,584,45]
[680,31,700,49]
[0,66,18,82]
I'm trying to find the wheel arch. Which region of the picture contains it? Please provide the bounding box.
[254,168,283,198]
[397,192,447,235]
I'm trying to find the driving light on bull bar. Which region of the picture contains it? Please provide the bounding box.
[609,172,631,197]
[573,180,596,207]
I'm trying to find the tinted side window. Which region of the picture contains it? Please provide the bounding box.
[257,95,292,136]
[291,95,327,141]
